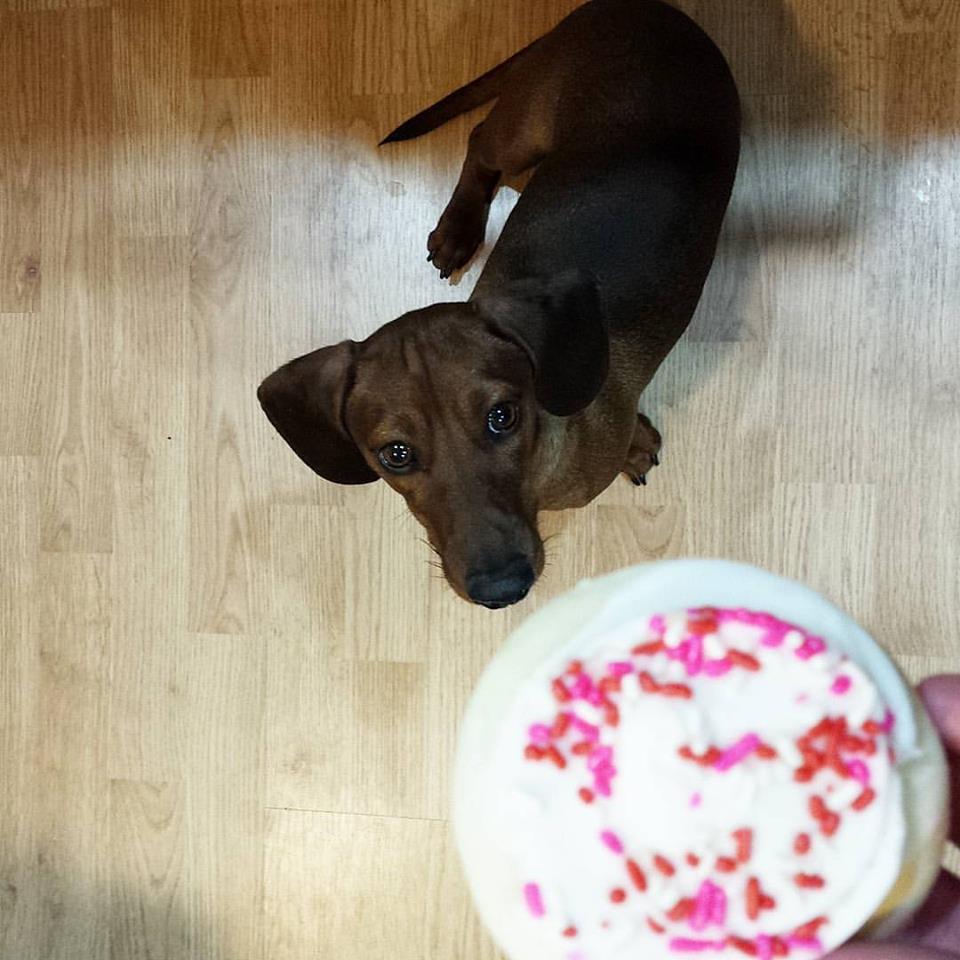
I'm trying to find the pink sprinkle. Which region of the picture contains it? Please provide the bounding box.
[668,640,691,663]
[585,687,605,707]
[570,674,592,699]
[690,881,722,932]
[669,939,725,953]
[650,615,666,634]
[831,675,852,695]
[685,636,705,676]
[600,830,624,854]
[882,708,896,733]
[710,885,727,926]
[796,636,827,660]
[704,658,733,677]
[587,746,613,772]
[594,776,612,797]
[607,661,634,678]
[760,628,788,647]
[714,734,761,772]
[528,724,552,745]
[689,792,703,808]
[786,938,824,953]
[847,758,871,785]
[523,882,545,918]
[756,935,774,960]
[571,716,600,741]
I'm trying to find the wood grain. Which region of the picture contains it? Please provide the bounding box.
[0,1,958,957]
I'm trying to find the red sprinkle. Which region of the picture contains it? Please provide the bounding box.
[728,649,761,671]
[551,713,572,738]
[733,828,753,863]
[661,683,694,699]
[599,676,622,695]
[639,671,660,693]
[793,917,828,940]
[760,894,777,911]
[524,745,545,761]
[647,918,666,935]
[603,703,621,727]
[793,766,815,783]
[653,854,676,877]
[545,745,566,769]
[716,856,738,873]
[755,743,779,760]
[820,811,841,837]
[795,873,826,890]
[627,858,648,892]
[551,678,571,703]
[809,718,834,738]
[578,787,595,804]
[610,888,627,904]
[688,616,719,636]
[863,720,883,736]
[678,744,725,767]
[571,741,593,756]
[746,877,761,920]
[686,853,701,867]
[728,936,759,956]
[809,796,828,821]
[794,832,812,855]
[632,640,666,656]
[667,898,695,922]
[852,788,876,810]
[562,926,577,938]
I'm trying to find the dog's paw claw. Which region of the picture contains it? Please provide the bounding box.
[426,202,487,278]
[623,413,661,487]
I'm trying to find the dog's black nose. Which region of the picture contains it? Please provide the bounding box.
[466,556,536,609]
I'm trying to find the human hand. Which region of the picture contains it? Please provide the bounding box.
[830,675,960,960]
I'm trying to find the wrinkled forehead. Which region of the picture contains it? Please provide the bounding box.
[348,307,530,433]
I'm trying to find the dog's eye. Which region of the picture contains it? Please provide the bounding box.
[487,402,519,436]
[378,442,415,471]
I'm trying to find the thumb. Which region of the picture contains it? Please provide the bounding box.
[829,945,955,960]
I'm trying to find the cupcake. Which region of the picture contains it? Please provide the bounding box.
[454,561,949,960]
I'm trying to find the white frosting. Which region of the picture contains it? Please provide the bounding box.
[453,561,949,960]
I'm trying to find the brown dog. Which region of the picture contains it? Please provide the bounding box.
[258,0,740,608]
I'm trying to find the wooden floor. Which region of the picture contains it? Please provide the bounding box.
[1,0,958,957]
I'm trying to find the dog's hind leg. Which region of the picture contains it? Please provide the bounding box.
[622,413,662,486]
[427,90,556,278]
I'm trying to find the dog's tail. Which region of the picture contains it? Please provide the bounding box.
[379,39,540,145]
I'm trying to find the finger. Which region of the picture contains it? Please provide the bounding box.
[830,946,955,960]
[920,676,960,754]
[892,869,960,954]
[918,675,960,843]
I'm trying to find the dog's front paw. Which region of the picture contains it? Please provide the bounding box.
[426,199,488,279]
[622,413,662,486]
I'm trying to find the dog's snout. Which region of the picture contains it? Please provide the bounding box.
[465,555,536,609]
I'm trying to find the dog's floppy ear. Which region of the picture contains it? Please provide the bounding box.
[257,342,379,485]
[476,269,609,416]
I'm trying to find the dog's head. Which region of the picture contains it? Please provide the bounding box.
[258,270,608,607]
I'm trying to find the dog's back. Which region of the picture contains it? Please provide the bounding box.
[473,0,740,365]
